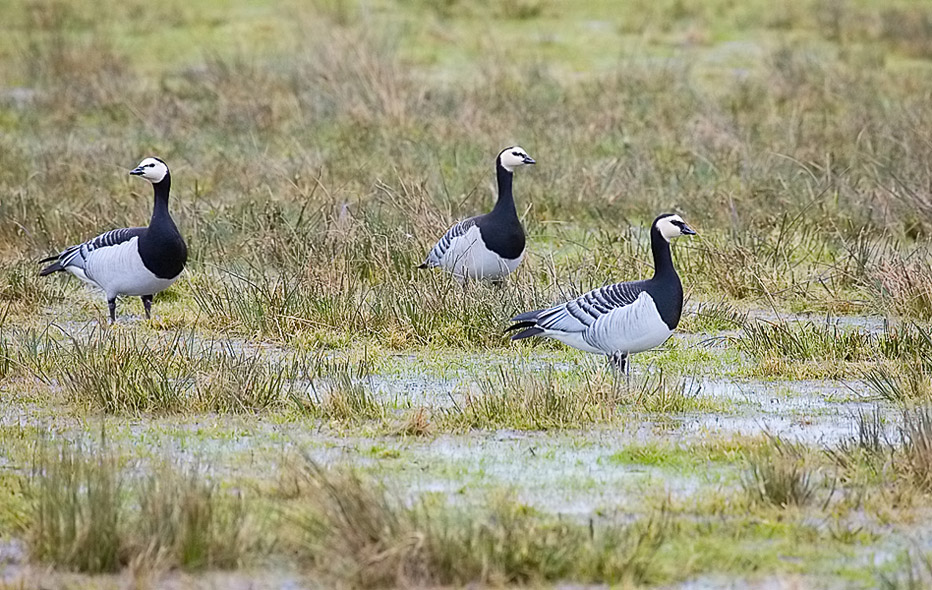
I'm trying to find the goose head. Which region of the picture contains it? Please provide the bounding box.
[654,214,696,242]
[130,157,170,184]
[498,146,536,172]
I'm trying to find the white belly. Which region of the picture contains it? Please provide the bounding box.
[586,292,673,354]
[441,226,523,281]
[81,238,180,298]
[544,330,605,354]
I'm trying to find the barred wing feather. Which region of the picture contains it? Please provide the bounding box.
[63,228,145,268]
[536,281,647,333]
[421,218,477,268]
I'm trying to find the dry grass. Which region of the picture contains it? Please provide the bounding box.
[5,0,932,585]
[742,437,820,508]
[439,365,618,430]
[6,0,932,331]
[289,459,669,587]
[24,435,260,575]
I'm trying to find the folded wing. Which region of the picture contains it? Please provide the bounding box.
[419,217,478,269]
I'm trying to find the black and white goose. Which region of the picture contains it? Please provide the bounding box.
[419,146,535,282]
[39,157,188,323]
[506,214,696,372]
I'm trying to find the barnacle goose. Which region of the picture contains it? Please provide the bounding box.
[419,146,535,282]
[39,157,187,323]
[506,214,696,373]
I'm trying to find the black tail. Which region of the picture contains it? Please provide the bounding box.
[38,257,64,276]
[417,262,428,269]
[510,326,544,340]
[504,320,537,334]
[505,310,545,340]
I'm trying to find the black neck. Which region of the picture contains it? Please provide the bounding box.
[648,223,684,330]
[150,173,172,227]
[138,170,187,280]
[491,161,517,217]
[650,226,675,279]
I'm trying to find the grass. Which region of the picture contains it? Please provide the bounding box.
[742,436,820,508]
[24,434,259,575]
[736,320,932,378]
[54,329,318,415]
[290,358,385,421]
[439,365,618,430]
[130,461,254,571]
[26,435,123,573]
[290,459,669,587]
[4,0,932,586]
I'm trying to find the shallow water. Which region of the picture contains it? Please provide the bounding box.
[3,307,913,588]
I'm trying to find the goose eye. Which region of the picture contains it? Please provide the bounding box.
[512,151,521,157]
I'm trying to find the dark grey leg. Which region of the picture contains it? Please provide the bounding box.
[608,351,627,372]
[608,351,629,389]
[107,298,116,324]
[141,294,153,319]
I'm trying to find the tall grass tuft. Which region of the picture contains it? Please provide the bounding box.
[865,364,932,404]
[618,370,709,413]
[130,462,254,571]
[60,331,187,415]
[57,329,318,415]
[739,320,932,366]
[440,365,617,430]
[24,435,258,574]
[26,435,123,573]
[742,437,818,508]
[900,406,932,492]
[877,550,932,590]
[825,407,893,484]
[871,255,932,321]
[290,358,383,421]
[291,460,668,587]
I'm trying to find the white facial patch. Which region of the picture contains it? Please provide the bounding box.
[657,215,686,241]
[135,157,169,183]
[499,146,530,172]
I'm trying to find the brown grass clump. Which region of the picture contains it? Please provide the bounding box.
[872,255,932,320]
[742,437,819,508]
[24,436,260,575]
[290,459,668,587]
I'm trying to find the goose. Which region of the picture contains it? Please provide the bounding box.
[39,157,187,323]
[419,146,535,282]
[506,213,696,374]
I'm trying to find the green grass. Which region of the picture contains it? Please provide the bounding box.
[24,434,261,575]
[26,435,123,573]
[4,0,932,586]
[289,459,670,587]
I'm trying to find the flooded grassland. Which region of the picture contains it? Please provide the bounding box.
[5,0,932,586]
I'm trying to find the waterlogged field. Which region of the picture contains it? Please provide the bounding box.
[5,0,932,587]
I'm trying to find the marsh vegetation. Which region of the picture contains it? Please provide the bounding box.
[3,0,932,586]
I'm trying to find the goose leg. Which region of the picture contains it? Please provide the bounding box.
[107,298,117,324]
[608,351,629,388]
[608,351,628,372]
[141,295,153,319]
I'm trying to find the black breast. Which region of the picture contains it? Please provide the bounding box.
[138,227,187,279]
[644,275,684,330]
[475,214,525,260]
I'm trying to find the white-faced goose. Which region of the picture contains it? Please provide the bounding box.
[419,146,535,282]
[506,214,696,373]
[39,157,187,323]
